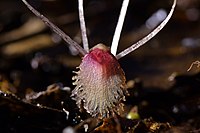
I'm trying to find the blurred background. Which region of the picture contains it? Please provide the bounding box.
[0,0,200,132]
[0,0,200,89]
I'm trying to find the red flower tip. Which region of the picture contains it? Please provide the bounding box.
[71,43,128,118]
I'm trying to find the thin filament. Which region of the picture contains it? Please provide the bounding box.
[111,0,130,56]
[21,0,87,56]
[78,0,89,52]
[116,0,177,59]
[187,61,200,71]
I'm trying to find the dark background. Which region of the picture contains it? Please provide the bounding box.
[0,0,200,132]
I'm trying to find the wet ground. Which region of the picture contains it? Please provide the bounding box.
[0,0,200,132]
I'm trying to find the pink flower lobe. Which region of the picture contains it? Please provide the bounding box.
[71,44,128,118]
